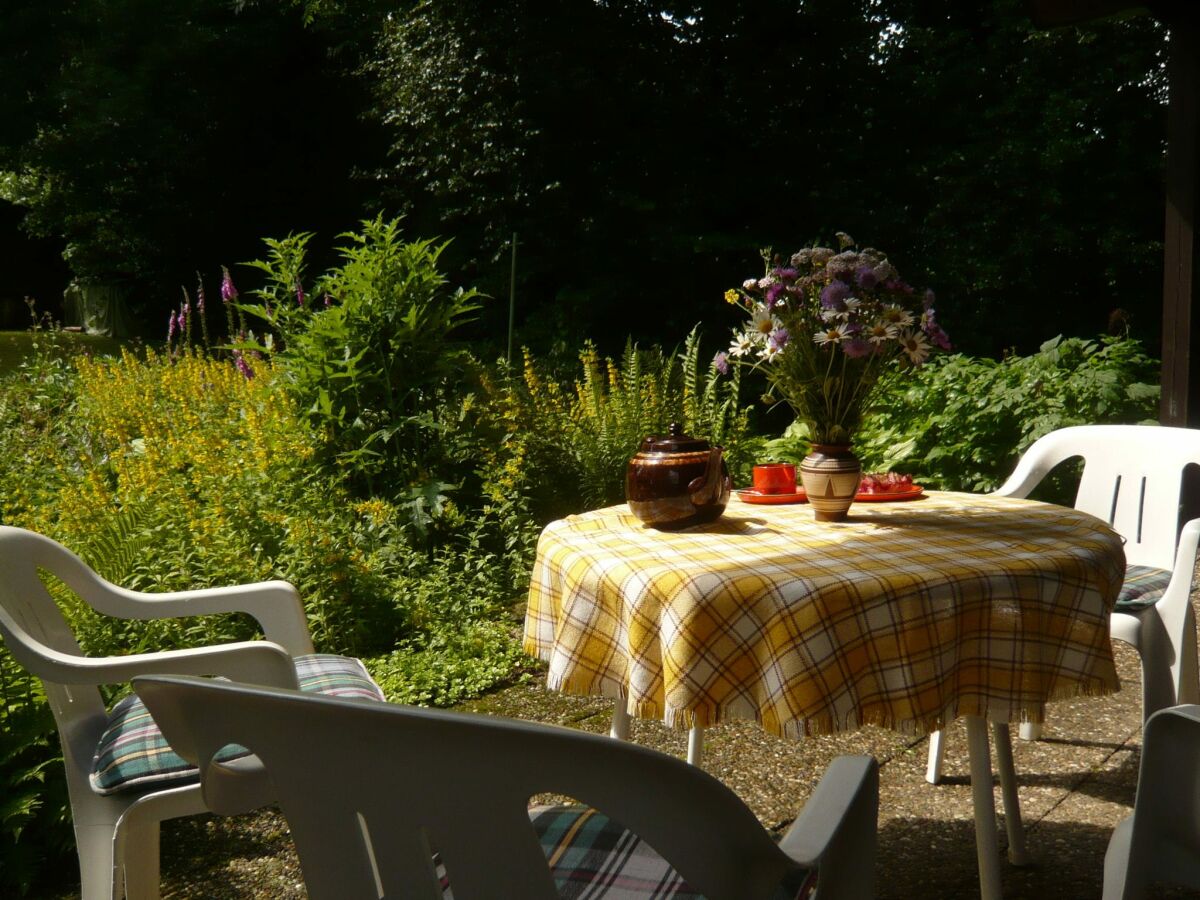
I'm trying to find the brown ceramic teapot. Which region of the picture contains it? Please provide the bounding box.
[625,423,731,529]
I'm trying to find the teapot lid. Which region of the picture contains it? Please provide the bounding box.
[638,422,710,453]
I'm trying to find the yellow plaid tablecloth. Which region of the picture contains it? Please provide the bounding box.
[523,491,1125,738]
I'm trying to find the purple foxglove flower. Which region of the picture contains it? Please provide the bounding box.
[167,311,177,342]
[820,281,850,308]
[843,337,872,359]
[712,350,730,375]
[296,280,306,307]
[854,266,878,291]
[234,350,255,380]
[220,267,238,302]
[195,276,206,313]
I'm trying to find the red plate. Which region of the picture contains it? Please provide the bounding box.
[854,485,925,502]
[735,487,808,504]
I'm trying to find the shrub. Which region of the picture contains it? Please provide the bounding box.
[240,216,482,509]
[854,334,1160,496]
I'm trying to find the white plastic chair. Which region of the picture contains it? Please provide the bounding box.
[926,425,1200,784]
[0,525,372,899]
[134,673,881,900]
[1103,704,1200,899]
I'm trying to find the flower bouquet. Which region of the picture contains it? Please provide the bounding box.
[718,234,949,520]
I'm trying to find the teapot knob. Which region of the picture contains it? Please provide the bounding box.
[668,422,683,437]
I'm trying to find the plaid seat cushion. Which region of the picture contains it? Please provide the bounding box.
[1115,565,1173,610]
[90,653,384,795]
[521,804,817,900]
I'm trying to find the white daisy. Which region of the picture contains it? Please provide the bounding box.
[899,329,931,364]
[865,321,899,344]
[750,306,781,338]
[813,324,849,345]
[729,333,756,358]
[881,304,915,328]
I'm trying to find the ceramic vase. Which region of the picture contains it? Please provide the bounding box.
[799,443,862,522]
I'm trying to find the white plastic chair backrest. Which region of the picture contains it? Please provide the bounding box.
[996,425,1200,570]
[0,526,110,725]
[135,674,806,900]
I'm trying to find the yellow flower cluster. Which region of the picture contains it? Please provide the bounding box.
[49,349,320,555]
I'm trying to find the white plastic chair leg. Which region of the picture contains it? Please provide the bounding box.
[75,822,120,900]
[992,722,1030,866]
[965,717,1003,900]
[120,821,161,900]
[610,700,631,741]
[926,728,947,784]
[1018,721,1042,740]
[687,725,704,766]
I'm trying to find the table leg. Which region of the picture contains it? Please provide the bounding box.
[610,699,630,741]
[966,716,1003,900]
[687,725,704,766]
[992,722,1031,865]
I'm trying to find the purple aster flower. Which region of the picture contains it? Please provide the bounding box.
[772,266,799,282]
[820,281,850,308]
[765,282,785,309]
[925,322,952,351]
[854,266,878,291]
[843,337,872,359]
[220,267,238,302]
[712,350,730,375]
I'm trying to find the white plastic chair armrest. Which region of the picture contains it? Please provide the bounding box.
[991,456,1053,499]
[776,754,878,897]
[89,580,314,656]
[1171,518,1200,587]
[3,636,300,690]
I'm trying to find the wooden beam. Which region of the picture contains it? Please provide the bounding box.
[1160,15,1199,426]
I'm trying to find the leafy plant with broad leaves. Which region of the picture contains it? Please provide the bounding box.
[853,334,1160,498]
[240,215,482,517]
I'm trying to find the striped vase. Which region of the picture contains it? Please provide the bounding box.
[799,444,862,522]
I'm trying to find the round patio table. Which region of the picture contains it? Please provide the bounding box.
[523,491,1125,900]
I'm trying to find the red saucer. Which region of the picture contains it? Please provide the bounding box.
[735,487,808,505]
[854,485,925,502]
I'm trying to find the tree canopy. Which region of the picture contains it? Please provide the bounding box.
[0,0,1168,356]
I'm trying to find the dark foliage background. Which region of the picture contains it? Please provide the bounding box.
[0,0,1168,358]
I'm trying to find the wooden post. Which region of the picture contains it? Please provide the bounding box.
[1160,11,1200,427]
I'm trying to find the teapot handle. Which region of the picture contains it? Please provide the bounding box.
[687,447,725,506]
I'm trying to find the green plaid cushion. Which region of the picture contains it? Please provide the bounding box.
[521,804,817,900]
[1116,565,1173,610]
[90,653,384,795]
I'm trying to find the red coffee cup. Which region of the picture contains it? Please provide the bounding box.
[752,462,797,494]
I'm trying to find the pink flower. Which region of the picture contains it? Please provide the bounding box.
[220,267,238,302]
